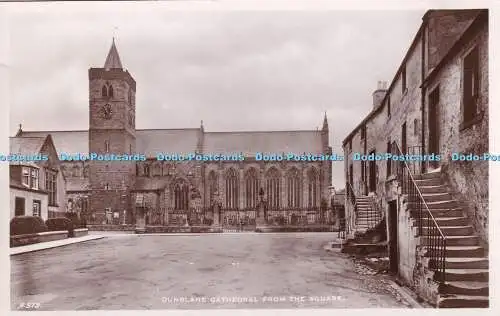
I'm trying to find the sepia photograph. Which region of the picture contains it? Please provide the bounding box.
[3,0,490,311]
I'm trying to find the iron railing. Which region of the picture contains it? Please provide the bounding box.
[345,181,357,237]
[366,195,383,230]
[391,141,447,284]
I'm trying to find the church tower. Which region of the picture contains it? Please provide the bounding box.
[88,39,136,224]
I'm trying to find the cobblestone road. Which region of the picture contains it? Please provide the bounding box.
[11,233,411,310]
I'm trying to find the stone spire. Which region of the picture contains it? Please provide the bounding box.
[322,111,329,131]
[104,38,123,69]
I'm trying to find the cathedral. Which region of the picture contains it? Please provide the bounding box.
[14,40,333,226]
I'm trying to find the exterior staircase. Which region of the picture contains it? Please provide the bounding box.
[355,195,382,233]
[413,170,489,308]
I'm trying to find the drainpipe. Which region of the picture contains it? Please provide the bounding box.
[421,23,426,173]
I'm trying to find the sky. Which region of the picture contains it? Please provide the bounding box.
[4,2,427,189]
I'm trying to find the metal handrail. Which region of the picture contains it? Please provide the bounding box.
[392,141,447,283]
[346,181,357,236]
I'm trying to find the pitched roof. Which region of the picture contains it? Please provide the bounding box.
[18,130,88,155]
[135,129,200,157]
[104,38,123,69]
[9,136,45,155]
[204,130,324,156]
[16,128,325,158]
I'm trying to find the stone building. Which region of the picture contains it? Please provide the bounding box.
[342,9,488,308]
[9,134,67,220]
[14,39,333,227]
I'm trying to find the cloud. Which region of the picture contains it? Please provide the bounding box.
[7,4,426,188]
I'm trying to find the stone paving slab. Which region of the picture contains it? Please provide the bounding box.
[10,235,106,256]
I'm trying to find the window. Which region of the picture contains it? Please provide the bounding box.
[174,181,189,210]
[386,141,392,177]
[307,168,317,208]
[208,171,218,205]
[266,168,281,209]
[22,167,30,186]
[45,170,57,206]
[287,168,301,208]
[143,164,150,177]
[225,168,239,209]
[360,125,366,140]
[463,47,479,123]
[245,168,258,208]
[387,95,391,117]
[31,168,39,189]
[104,183,110,190]
[33,200,41,217]
[105,141,110,153]
[15,197,25,216]
[102,85,108,97]
[108,85,114,98]
[402,64,407,93]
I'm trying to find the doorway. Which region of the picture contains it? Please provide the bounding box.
[369,150,377,193]
[388,200,399,274]
[428,87,440,169]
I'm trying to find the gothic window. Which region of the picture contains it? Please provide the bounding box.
[104,183,110,190]
[143,164,150,177]
[225,168,239,209]
[102,85,108,97]
[83,165,89,178]
[72,165,80,177]
[286,167,301,208]
[208,170,218,205]
[174,180,189,210]
[307,167,318,208]
[108,85,114,98]
[154,162,162,176]
[245,168,258,208]
[266,167,281,209]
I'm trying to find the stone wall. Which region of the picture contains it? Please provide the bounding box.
[424,21,488,244]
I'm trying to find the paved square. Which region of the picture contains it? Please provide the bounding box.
[11,233,409,310]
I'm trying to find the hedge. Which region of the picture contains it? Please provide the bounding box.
[46,217,74,237]
[10,216,48,236]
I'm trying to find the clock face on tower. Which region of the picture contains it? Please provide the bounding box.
[102,104,112,120]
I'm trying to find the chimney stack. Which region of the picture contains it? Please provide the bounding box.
[372,80,387,109]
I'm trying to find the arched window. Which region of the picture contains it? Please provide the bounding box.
[72,165,80,177]
[287,167,301,208]
[208,170,218,205]
[143,164,150,177]
[108,85,114,98]
[266,167,281,209]
[245,168,258,208]
[225,168,239,209]
[174,180,189,210]
[83,165,89,178]
[153,162,162,176]
[307,167,318,208]
[102,85,108,97]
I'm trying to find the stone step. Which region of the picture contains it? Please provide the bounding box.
[436,269,489,282]
[443,257,489,269]
[418,185,448,194]
[408,200,458,209]
[435,216,469,226]
[421,192,452,202]
[410,208,464,218]
[413,171,442,180]
[437,295,489,308]
[422,225,473,236]
[421,235,479,246]
[415,177,442,187]
[441,281,489,296]
[430,246,485,258]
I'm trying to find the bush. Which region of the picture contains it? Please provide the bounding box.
[46,217,74,237]
[10,216,48,236]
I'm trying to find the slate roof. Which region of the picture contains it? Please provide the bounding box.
[9,136,45,155]
[204,130,324,156]
[18,130,88,155]
[104,38,123,69]
[16,128,325,158]
[135,129,200,157]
